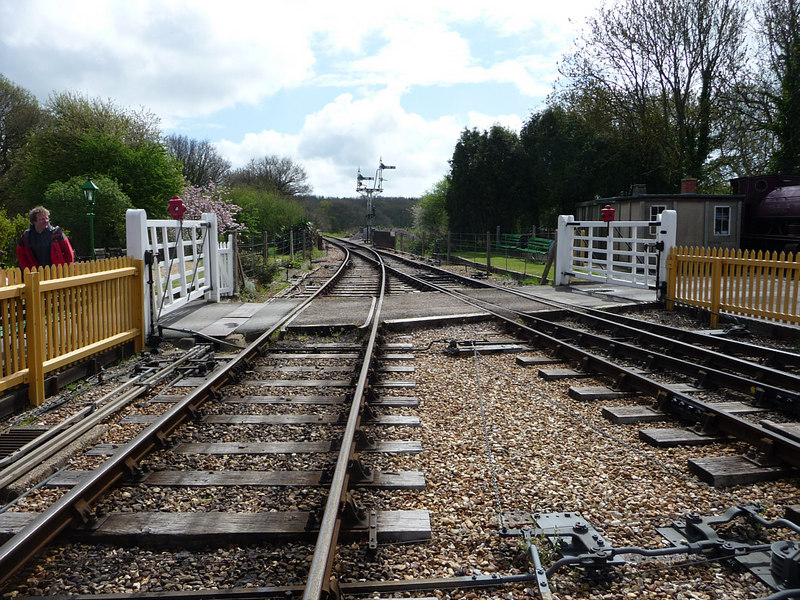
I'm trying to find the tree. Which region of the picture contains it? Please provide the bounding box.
[413,178,449,234]
[43,175,134,256]
[758,0,800,173]
[228,155,312,197]
[0,206,29,268]
[0,74,41,178]
[228,185,308,235]
[559,0,748,189]
[165,134,231,187]
[446,126,525,233]
[180,184,244,236]
[21,92,183,217]
[0,75,41,210]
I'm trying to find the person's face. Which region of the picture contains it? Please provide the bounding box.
[34,212,49,233]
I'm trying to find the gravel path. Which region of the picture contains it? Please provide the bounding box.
[337,322,795,599]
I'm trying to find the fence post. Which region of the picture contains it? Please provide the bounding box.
[710,252,722,328]
[202,213,220,303]
[554,215,575,286]
[665,247,678,311]
[131,259,146,353]
[126,209,152,342]
[24,269,45,406]
[447,233,451,265]
[486,232,491,273]
[658,210,678,287]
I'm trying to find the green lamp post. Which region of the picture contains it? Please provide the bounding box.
[81,178,99,260]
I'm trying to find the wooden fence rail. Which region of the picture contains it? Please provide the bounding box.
[666,246,800,327]
[0,257,145,406]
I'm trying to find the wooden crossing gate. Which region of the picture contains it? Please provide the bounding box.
[554,210,677,292]
[126,209,234,338]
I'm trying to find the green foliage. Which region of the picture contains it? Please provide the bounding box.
[230,185,308,234]
[0,74,41,178]
[446,126,526,233]
[299,196,415,234]
[759,0,800,173]
[0,207,30,268]
[241,253,279,288]
[0,75,42,212]
[557,0,748,189]
[20,92,183,217]
[43,176,134,256]
[414,178,449,234]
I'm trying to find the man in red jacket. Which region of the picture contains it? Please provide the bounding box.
[16,206,75,269]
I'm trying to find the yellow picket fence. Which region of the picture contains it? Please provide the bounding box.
[666,246,800,327]
[0,257,145,406]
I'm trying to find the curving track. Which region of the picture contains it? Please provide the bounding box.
[0,238,799,599]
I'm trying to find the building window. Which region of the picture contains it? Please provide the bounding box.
[714,206,730,236]
[649,205,666,234]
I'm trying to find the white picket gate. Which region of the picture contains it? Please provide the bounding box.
[554,210,677,290]
[126,209,234,337]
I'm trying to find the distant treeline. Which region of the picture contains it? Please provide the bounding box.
[299,196,416,234]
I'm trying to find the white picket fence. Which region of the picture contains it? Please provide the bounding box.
[126,209,234,336]
[554,210,677,289]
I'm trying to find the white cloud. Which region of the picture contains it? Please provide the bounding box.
[215,88,462,197]
[0,0,604,198]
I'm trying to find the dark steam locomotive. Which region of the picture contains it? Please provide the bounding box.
[732,175,800,252]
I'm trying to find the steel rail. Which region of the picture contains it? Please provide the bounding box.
[512,312,800,409]
[372,247,800,408]
[343,240,800,470]
[376,246,800,368]
[0,344,211,496]
[302,240,386,599]
[518,311,800,394]
[0,243,352,589]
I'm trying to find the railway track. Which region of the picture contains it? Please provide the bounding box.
[368,245,800,481]
[0,238,799,599]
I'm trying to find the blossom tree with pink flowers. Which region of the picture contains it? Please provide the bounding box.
[180,184,245,236]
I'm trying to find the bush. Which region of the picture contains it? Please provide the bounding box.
[0,209,29,268]
[241,253,279,288]
[44,175,134,256]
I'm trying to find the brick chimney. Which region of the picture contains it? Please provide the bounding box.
[681,178,697,194]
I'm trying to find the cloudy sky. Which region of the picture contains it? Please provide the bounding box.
[0,0,601,198]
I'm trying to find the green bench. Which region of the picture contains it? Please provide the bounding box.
[496,234,553,254]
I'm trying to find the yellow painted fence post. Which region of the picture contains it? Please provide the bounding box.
[23,268,45,406]
[710,250,722,328]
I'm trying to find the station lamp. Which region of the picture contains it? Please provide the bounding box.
[81,178,99,260]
